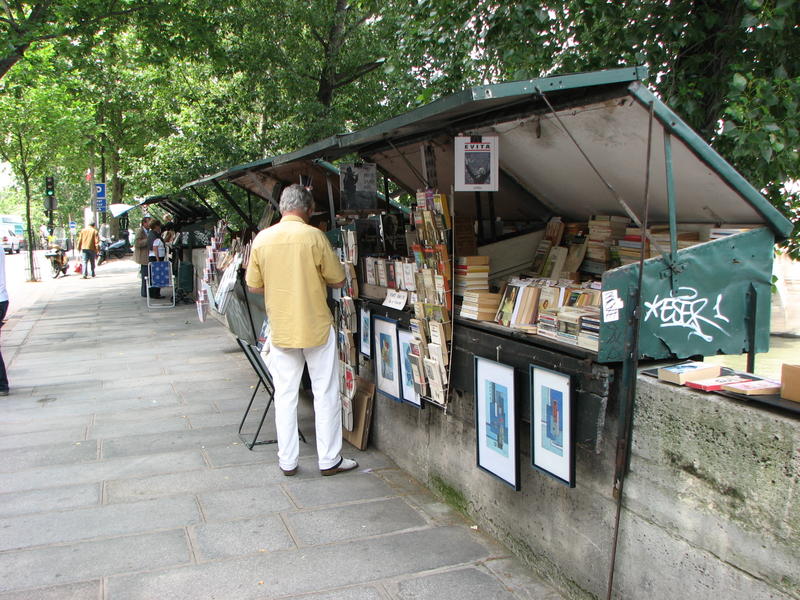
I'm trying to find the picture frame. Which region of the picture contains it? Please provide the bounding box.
[373,315,400,401]
[359,306,371,357]
[397,328,421,408]
[474,356,519,490]
[530,365,575,487]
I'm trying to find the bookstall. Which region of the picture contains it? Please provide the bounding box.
[182,67,797,597]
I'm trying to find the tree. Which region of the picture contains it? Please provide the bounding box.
[0,45,91,276]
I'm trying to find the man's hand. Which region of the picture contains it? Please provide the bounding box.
[248,286,264,294]
[328,279,345,289]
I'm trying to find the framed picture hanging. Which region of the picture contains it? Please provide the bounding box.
[373,315,400,401]
[474,356,518,490]
[397,328,421,408]
[454,135,499,192]
[530,365,574,487]
[359,306,371,357]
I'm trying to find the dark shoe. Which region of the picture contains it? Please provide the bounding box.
[320,457,358,476]
[0,389,8,396]
[281,466,298,477]
[82,275,87,279]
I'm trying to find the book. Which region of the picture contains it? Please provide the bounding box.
[685,375,753,392]
[541,246,568,279]
[495,284,520,327]
[721,378,781,395]
[657,362,722,385]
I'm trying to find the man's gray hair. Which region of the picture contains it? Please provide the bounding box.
[279,184,313,214]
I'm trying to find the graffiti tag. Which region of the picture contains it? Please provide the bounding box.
[643,286,730,342]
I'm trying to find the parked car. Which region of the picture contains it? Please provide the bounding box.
[0,227,20,254]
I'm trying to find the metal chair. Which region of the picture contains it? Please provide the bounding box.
[147,261,175,309]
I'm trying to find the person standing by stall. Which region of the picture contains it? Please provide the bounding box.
[76,222,100,278]
[0,248,8,395]
[246,184,356,477]
[133,216,161,299]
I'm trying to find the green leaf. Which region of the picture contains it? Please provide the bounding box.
[731,73,748,92]
[744,0,764,9]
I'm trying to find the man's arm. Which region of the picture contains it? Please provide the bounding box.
[247,286,264,294]
[328,280,345,289]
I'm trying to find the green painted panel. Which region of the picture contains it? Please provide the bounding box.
[598,227,774,363]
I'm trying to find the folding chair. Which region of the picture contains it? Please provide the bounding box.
[236,338,306,451]
[147,261,175,309]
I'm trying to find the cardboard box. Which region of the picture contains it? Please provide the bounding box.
[780,364,800,403]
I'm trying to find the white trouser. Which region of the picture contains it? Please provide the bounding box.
[266,326,342,470]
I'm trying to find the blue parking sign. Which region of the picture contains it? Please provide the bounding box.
[95,183,106,199]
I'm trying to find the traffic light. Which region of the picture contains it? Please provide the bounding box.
[45,176,55,197]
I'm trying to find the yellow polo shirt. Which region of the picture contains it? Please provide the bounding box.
[246,215,344,348]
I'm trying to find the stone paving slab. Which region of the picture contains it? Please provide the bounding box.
[283,472,397,508]
[186,410,242,430]
[198,485,294,522]
[0,449,206,493]
[5,393,183,419]
[106,526,491,600]
[0,439,98,472]
[0,580,101,600]
[289,587,385,600]
[89,416,191,439]
[0,530,191,593]
[388,567,517,600]
[484,558,567,600]
[191,514,296,560]
[105,463,283,503]
[0,495,201,552]
[0,426,88,449]
[101,425,240,458]
[285,497,427,546]
[0,483,100,518]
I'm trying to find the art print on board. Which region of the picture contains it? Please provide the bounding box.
[373,315,400,401]
[531,365,574,487]
[359,306,371,357]
[474,356,518,489]
[397,328,421,407]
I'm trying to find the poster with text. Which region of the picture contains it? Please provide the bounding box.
[454,136,499,192]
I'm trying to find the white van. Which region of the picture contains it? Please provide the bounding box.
[0,215,25,250]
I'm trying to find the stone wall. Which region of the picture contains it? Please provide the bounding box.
[368,368,800,599]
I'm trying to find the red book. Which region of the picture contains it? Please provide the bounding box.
[685,375,753,392]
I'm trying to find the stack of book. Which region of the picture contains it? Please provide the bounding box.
[709,226,753,240]
[537,310,559,339]
[648,226,701,254]
[577,309,601,350]
[459,290,503,321]
[454,256,490,296]
[582,215,629,274]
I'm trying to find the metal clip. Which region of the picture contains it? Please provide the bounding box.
[496,345,502,362]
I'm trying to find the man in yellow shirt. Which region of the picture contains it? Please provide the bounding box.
[246,184,356,477]
[76,222,100,278]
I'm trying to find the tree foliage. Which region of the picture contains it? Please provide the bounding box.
[0,0,797,252]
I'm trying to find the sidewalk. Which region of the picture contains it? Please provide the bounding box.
[0,259,563,600]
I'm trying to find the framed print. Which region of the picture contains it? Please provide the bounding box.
[397,329,421,407]
[530,365,574,487]
[454,135,499,192]
[474,356,518,490]
[373,315,400,401]
[359,306,371,357]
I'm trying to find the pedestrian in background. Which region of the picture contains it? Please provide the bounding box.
[0,249,8,395]
[246,184,357,477]
[133,216,154,298]
[76,222,100,278]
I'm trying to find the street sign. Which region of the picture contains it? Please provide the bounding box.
[96,197,107,212]
[95,183,106,199]
[69,221,77,233]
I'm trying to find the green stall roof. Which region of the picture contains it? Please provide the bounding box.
[273,66,790,238]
